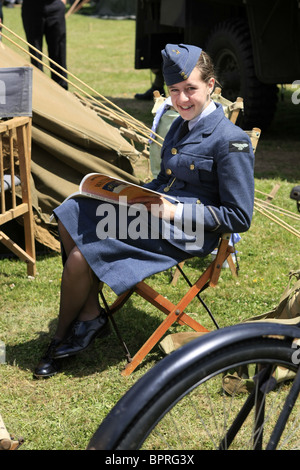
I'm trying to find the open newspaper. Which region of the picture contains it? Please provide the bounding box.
[65,173,178,205]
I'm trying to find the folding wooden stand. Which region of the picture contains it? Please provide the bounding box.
[106,233,234,376]
[0,117,36,276]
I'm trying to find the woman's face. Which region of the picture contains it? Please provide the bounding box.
[168,67,215,121]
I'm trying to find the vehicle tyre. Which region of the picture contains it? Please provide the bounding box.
[205,19,278,130]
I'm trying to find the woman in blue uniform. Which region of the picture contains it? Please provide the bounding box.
[34,44,255,378]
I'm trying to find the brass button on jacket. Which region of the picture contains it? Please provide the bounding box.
[171,148,177,155]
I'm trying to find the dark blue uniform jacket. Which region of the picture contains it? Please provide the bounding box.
[145,102,255,253]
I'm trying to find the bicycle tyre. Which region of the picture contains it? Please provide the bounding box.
[88,322,300,450]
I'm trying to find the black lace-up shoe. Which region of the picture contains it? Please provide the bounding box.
[53,311,109,359]
[33,339,61,379]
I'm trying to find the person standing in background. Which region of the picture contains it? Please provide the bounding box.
[135,68,165,100]
[21,0,68,89]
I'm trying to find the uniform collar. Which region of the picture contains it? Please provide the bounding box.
[188,100,217,131]
[164,101,225,149]
[189,101,225,135]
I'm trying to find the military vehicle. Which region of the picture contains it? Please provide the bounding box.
[134,0,300,129]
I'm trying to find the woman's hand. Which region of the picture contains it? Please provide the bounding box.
[129,196,177,221]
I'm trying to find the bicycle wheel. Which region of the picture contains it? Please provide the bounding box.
[88,322,300,450]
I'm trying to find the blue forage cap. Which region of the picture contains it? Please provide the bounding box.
[161,44,202,86]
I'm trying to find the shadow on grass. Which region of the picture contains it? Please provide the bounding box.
[92,95,154,129]
[6,298,167,378]
[254,89,300,182]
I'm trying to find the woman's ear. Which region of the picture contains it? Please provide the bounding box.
[208,77,215,95]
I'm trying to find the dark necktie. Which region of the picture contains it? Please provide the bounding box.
[178,120,189,141]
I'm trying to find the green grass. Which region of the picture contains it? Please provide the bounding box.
[0,4,300,450]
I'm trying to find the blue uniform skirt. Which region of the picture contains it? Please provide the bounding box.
[53,197,197,295]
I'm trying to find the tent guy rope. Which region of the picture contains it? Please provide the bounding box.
[0,24,163,150]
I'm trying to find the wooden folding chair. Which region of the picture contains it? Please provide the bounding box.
[97,91,259,376]
[100,92,260,376]
[101,233,234,376]
[0,116,36,277]
[211,87,243,124]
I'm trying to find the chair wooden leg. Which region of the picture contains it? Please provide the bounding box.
[227,253,238,277]
[171,261,185,286]
[120,264,217,376]
[16,121,36,277]
[135,281,211,331]
[111,235,233,376]
[171,234,234,286]
[121,292,209,376]
[209,234,232,287]
[0,231,35,267]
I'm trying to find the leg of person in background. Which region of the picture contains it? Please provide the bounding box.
[21,3,44,71]
[135,68,165,100]
[44,0,68,89]
[22,0,68,90]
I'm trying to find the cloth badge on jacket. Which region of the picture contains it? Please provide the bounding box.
[229,141,250,152]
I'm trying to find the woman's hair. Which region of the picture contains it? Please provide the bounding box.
[195,51,218,85]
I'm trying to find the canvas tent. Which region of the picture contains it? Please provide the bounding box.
[0,41,141,250]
